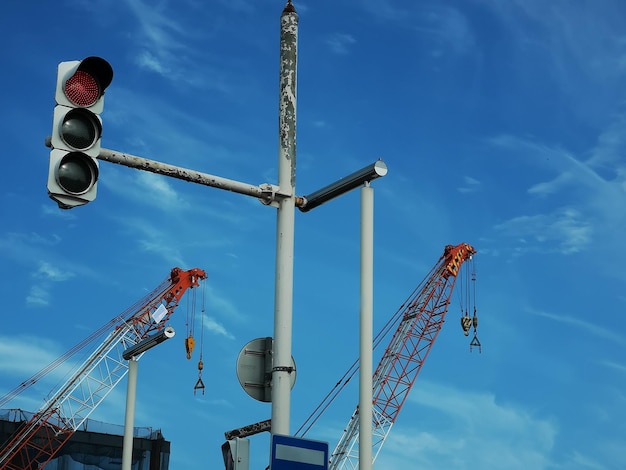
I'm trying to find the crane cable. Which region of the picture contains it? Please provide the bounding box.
[297,259,481,437]
[295,264,444,437]
[194,282,206,395]
[469,261,481,353]
[460,259,472,336]
[0,318,117,408]
[0,278,175,407]
[185,287,196,360]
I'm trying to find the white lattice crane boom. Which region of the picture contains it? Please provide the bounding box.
[0,267,206,470]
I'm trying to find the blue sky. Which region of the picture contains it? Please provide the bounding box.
[1,0,626,469]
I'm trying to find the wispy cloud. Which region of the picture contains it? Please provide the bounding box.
[567,451,612,470]
[326,33,356,55]
[486,131,626,258]
[528,308,626,346]
[478,0,626,123]
[135,50,169,75]
[114,215,188,267]
[205,284,243,324]
[27,261,75,308]
[378,380,556,469]
[0,336,63,376]
[418,5,476,56]
[135,171,185,210]
[600,360,626,374]
[203,316,234,339]
[119,0,233,91]
[26,286,49,307]
[494,207,592,255]
[457,175,481,193]
[35,261,75,282]
[488,134,609,191]
[359,2,475,57]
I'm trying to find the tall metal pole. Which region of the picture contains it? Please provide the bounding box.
[121,358,138,470]
[272,0,298,436]
[359,184,374,470]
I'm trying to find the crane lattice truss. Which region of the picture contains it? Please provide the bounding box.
[0,267,206,470]
[329,243,476,470]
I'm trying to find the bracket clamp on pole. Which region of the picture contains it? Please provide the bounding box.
[259,183,306,209]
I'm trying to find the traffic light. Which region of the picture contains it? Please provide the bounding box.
[221,438,249,470]
[48,57,113,209]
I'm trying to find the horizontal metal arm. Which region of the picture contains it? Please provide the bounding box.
[97,147,307,206]
[44,137,304,207]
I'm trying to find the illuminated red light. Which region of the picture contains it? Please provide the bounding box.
[64,70,100,107]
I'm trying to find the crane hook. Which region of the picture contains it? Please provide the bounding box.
[461,312,472,336]
[469,307,481,352]
[470,333,482,353]
[194,359,205,395]
[185,335,195,360]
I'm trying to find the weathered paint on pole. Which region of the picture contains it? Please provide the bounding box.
[97,147,269,201]
[91,146,305,207]
[272,0,298,437]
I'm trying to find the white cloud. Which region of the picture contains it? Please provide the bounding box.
[376,380,556,469]
[35,261,75,282]
[203,316,234,339]
[42,204,77,219]
[528,308,626,347]
[421,5,475,55]
[101,166,186,213]
[121,0,232,91]
[136,171,183,207]
[457,175,481,193]
[326,33,356,55]
[494,207,592,255]
[123,218,187,267]
[0,336,62,376]
[568,451,611,470]
[205,284,243,323]
[135,50,169,76]
[25,262,74,307]
[26,286,49,307]
[600,360,626,374]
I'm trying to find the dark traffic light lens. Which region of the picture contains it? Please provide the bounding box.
[64,70,101,107]
[57,152,98,195]
[60,109,101,151]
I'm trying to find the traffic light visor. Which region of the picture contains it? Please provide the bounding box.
[63,57,113,107]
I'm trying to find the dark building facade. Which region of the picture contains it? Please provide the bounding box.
[0,409,170,470]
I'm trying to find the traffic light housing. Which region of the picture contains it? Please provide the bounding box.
[48,57,113,209]
[221,438,249,470]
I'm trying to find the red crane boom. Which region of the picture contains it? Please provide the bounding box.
[326,243,477,469]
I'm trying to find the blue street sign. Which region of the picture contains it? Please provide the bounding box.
[271,434,329,470]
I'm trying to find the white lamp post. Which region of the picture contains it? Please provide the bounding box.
[121,326,175,470]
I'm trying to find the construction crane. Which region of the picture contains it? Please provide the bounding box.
[0,266,207,470]
[296,243,477,469]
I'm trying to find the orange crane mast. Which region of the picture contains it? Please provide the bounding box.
[0,267,206,470]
